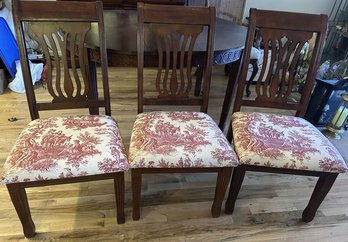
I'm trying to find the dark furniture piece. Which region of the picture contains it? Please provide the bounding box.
[128,3,239,220]
[59,0,186,9]
[86,9,246,65]
[224,8,348,223]
[305,78,348,126]
[1,0,129,238]
[85,8,247,130]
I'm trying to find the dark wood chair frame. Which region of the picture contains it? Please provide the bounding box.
[10,0,125,238]
[224,8,335,223]
[132,2,233,220]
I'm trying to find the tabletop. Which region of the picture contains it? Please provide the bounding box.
[87,9,247,65]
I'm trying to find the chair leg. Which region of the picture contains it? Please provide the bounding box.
[114,172,125,224]
[226,123,233,143]
[211,167,233,218]
[245,59,258,97]
[225,166,246,214]
[6,183,36,238]
[302,173,338,223]
[194,65,204,96]
[131,169,142,220]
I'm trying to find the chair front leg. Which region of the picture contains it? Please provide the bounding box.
[225,166,246,214]
[114,172,125,224]
[7,183,36,238]
[302,172,338,222]
[211,167,233,217]
[131,169,142,220]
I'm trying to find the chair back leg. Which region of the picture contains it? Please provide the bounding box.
[302,173,339,222]
[225,166,246,214]
[131,169,142,220]
[114,172,126,224]
[7,183,36,238]
[211,167,233,217]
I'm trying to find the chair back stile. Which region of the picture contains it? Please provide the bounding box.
[137,3,216,113]
[12,0,110,120]
[233,8,328,118]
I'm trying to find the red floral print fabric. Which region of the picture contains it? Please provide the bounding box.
[232,112,348,173]
[128,111,239,168]
[1,115,129,184]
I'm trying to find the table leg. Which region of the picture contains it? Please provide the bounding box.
[88,49,99,115]
[246,59,258,97]
[218,59,241,131]
[194,65,204,96]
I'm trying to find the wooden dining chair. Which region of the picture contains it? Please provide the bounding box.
[128,2,239,220]
[0,0,129,238]
[225,8,348,222]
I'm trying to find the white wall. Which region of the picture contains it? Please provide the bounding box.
[243,0,335,22]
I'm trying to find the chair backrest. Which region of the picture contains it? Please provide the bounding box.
[12,0,110,120]
[137,2,216,113]
[233,8,328,117]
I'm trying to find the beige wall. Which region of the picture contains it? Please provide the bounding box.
[243,0,335,22]
[191,0,334,23]
[210,0,245,23]
[189,0,245,23]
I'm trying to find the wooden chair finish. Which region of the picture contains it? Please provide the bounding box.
[137,3,215,112]
[230,9,327,117]
[8,0,126,237]
[224,9,342,222]
[132,3,234,220]
[14,0,110,119]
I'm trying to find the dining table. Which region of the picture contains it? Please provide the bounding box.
[87,9,247,131]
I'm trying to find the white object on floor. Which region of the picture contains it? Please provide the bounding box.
[250,46,261,60]
[8,60,43,93]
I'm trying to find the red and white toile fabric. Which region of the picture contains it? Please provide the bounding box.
[232,112,348,173]
[0,115,129,184]
[128,111,239,168]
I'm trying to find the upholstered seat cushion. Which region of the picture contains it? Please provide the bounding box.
[0,115,129,184]
[232,112,348,173]
[128,111,239,168]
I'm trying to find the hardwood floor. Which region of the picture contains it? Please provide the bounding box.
[0,66,348,241]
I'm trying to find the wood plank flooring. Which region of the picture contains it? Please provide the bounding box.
[0,66,348,241]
